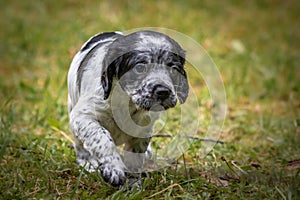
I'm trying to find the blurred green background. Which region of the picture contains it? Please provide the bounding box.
[0,0,299,199]
[1,0,299,101]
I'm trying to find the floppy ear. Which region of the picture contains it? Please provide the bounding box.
[175,73,189,104]
[173,51,188,104]
[101,56,122,100]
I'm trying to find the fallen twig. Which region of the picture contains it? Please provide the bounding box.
[152,134,226,144]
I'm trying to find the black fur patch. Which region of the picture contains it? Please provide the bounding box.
[81,32,119,52]
[77,32,123,93]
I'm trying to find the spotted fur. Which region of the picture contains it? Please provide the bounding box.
[68,30,188,187]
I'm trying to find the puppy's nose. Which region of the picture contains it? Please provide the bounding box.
[153,85,171,100]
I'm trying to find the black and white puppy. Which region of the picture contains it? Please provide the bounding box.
[68,30,189,187]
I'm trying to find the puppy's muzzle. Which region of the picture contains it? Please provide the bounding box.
[153,85,172,101]
[147,84,177,111]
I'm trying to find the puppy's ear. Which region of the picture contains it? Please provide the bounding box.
[174,51,188,104]
[101,56,122,100]
[175,73,189,104]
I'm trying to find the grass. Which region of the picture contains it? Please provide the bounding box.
[0,0,300,199]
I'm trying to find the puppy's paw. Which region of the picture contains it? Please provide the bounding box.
[127,176,142,190]
[101,164,126,187]
[120,173,142,191]
[145,144,152,160]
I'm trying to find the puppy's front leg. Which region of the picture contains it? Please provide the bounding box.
[69,110,126,186]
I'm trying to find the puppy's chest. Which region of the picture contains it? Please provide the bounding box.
[96,108,156,145]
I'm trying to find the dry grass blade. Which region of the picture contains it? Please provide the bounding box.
[51,126,74,144]
[146,183,184,199]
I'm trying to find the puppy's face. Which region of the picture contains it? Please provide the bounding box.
[102,31,189,111]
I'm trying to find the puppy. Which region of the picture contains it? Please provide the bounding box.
[68,30,189,187]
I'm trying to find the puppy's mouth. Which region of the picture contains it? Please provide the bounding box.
[135,96,177,111]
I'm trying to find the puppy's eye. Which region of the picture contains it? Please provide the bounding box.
[134,64,147,74]
[169,66,178,74]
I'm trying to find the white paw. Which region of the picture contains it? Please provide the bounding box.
[145,144,152,160]
[77,158,100,173]
[101,164,126,186]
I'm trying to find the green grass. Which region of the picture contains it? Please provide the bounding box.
[1,0,300,199]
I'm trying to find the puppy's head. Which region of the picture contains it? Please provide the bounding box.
[102,30,189,111]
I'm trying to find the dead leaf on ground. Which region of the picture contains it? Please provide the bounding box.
[249,161,261,169]
[285,159,300,170]
[209,177,231,187]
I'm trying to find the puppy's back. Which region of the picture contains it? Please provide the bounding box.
[67,32,123,113]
